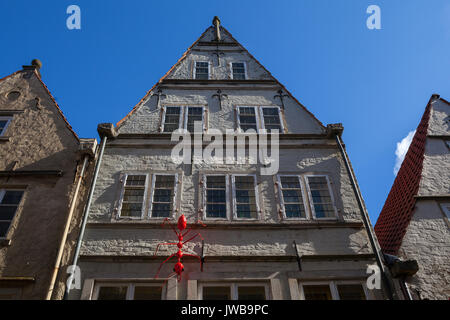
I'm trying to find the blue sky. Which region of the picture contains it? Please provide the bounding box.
[1,0,449,223]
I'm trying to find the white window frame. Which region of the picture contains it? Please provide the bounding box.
[194,61,210,80]
[259,106,284,133]
[117,173,149,220]
[298,280,369,300]
[93,282,166,300]
[230,62,248,80]
[231,174,260,220]
[439,202,450,220]
[0,189,24,239]
[161,106,184,133]
[0,116,12,136]
[277,175,309,220]
[148,173,178,219]
[198,282,270,300]
[184,106,206,133]
[236,106,260,133]
[203,174,230,221]
[304,175,338,220]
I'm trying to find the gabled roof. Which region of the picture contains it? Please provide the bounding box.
[374,95,436,255]
[0,68,79,141]
[116,23,325,130]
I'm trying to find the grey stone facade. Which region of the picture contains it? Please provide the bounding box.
[72,21,389,300]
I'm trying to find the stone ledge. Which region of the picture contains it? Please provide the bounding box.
[0,137,10,142]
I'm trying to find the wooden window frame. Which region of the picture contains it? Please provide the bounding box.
[230,62,248,80]
[198,282,270,300]
[202,174,230,221]
[0,116,12,136]
[116,173,149,220]
[0,189,24,239]
[148,173,179,219]
[231,174,260,221]
[277,175,309,220]
[304,175,338,220]
[92,282,166,300]
[194,61,210,80]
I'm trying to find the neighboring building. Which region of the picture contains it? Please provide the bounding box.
[71,18,392,300]
[0,61,96,299]
[375,94,450,300]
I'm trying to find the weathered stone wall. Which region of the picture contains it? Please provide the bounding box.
[0,69,94,299]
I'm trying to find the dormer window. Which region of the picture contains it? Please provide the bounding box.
[194,62,209,80]
[231,62,246,80]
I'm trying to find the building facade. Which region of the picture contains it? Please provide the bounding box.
[375,94,450,300]
[0,61,96,299]
[71,18,391,300]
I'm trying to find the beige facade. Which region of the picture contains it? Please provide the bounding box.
[0,62,96,299]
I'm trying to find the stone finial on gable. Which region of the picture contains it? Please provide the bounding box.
[212,16,221,41]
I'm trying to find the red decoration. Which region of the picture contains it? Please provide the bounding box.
[154,214,205,281]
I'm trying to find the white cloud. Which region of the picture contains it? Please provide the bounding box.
[393,130,416,175]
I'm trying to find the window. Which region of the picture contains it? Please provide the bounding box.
[440,203,450,219]
[299,281,367,300]
[204,175,228,219]
[200,283,269,300]
[162,106,205,133]
[305,175,337,219]
[94,283,164,300]
[277,175,307,219]
[184,106,204,133]
[231,62,246,80]
[236,106,284,133]
[118,174,147,219]
[237,107,258,132]
[0,190,24,238]
[232,175,259,219]
[162,106,182,133]
[150,174,177,218]
[0,117,12,136]
[194,61,209,80]
[260,107,283,132]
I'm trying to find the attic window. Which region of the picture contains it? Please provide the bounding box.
[232,63,246,80]
[194,62,209,80]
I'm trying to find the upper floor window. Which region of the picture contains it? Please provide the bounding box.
[149,174,178,218]
[299,281,368,300]
[118,174,148,219]
[231,62,246,80]
[439,203,450,219]
[0,190,24,238]
[277,175,307,219]
[236,106,284,133]
[232,175,259,219]
[204,175,228,219]
[0,117,12,136]
[162,106,205,133]
[305,175,337,219]
[194,61,209,80]
[277,174,337,220]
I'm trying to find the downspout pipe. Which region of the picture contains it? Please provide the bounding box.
[64,124,117,299]
[46,153,90,300]
[332,128,396,300]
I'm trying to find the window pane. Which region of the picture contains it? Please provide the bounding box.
[279,176,305,218]
[238,107,257,132]
[0,206,19,221]
[280,176,300,189]
[308,177,335,218]
[186,107,203,133]
[303,285,332,300]
[126,175,146,186]
[232,63,246,80]
[0,120,8,135]
[205,176,227,218]
[337,284,366,300]
[164,107,181,133]
[151,175,175,218]
[203,286,231,300]
[120,203,143,217]
[123,189,144,203]
[234,176,257,219]
[195,62,209,80]
[133,286,162,300]
[262,108,281,131]
[0,222,11,237]
[97,286,127,300]
[1,191,23,205]
[238,286,266,300]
